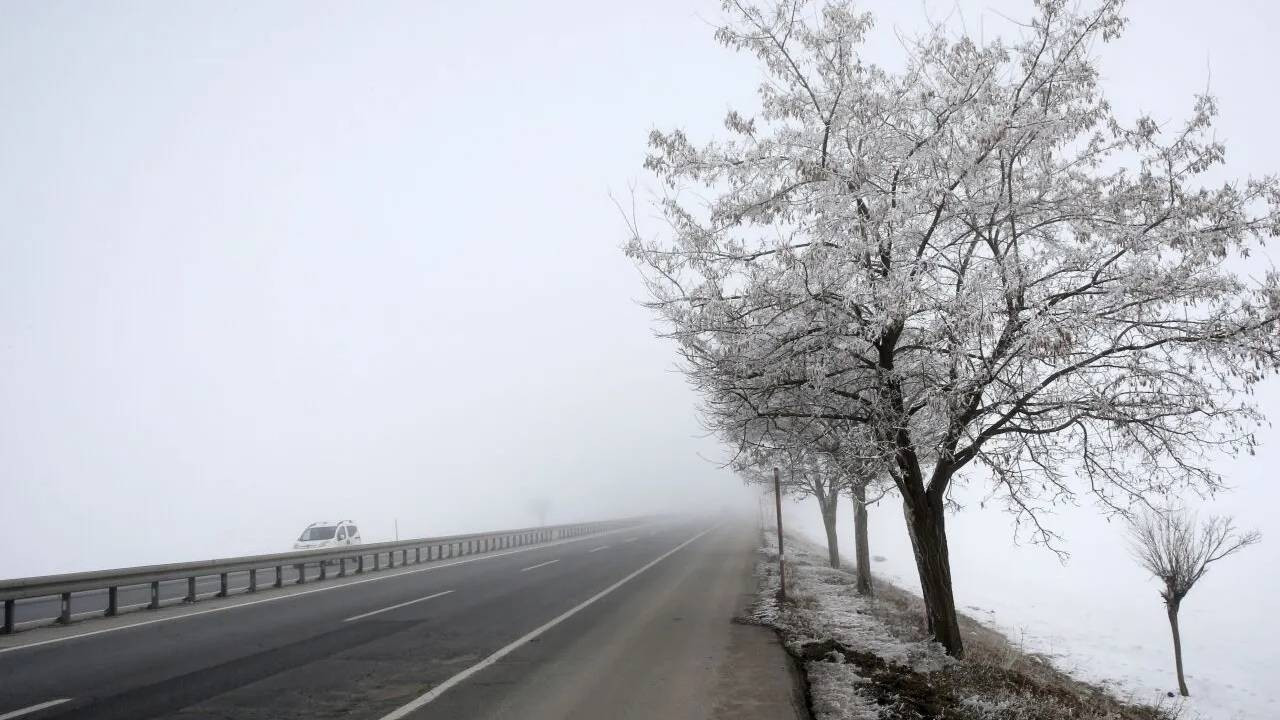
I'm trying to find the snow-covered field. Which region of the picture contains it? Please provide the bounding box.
[751,528,1173,720]
[784,459,1279,720]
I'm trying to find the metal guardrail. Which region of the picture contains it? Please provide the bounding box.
[1,518,642,634]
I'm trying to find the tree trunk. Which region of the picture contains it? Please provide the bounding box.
[1167,599,1190,697]
[851,482,872,596]
[819,493,840,569]
[903,491,964,657]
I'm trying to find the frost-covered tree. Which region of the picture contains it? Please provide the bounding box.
[842,457,888,596]
[732,423,851,568]
[812,425,889,595]
[627,0,1280,656]
[1129,509,1260,697]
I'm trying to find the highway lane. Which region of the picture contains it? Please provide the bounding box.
[404,521,805,720]
[0,519,781,719]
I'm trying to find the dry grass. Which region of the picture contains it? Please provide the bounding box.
[758,533,1182,720]
[866,578,1176,719]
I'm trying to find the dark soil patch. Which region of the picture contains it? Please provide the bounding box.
[792,637,1169,720]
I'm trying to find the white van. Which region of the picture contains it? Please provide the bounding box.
[293,521,362,551]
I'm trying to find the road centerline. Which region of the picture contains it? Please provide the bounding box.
[519,560,559,572]
[587,545,609,553]
[343,591,455,623]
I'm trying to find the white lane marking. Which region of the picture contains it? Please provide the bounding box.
[622,537,639,543]
[0,699,72,719]
[0,526,651,656]
[343,591,454,623]
[519,559,559,572]
[375,525,718,720]
[587,545,609,553]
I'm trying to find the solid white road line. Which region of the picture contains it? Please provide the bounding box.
[0,699,72,720]
[343,591,454,623]
[622,537,639,543]
[375,525,719,720]
[587,545,609,553]
[0,526,650,656]
[519,560,559,572]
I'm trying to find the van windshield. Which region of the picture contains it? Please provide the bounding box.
[298,526,337,541]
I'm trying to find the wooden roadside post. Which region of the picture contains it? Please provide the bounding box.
[774,466,786,603]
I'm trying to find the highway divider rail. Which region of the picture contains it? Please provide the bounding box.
[1,518,643,634]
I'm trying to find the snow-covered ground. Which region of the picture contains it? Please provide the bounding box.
[784,459,1279,720]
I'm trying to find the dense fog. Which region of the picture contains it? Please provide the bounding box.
[2,0,1277,620]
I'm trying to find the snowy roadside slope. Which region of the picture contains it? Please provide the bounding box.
[750,529,1178,720]
[785,496,1276,720]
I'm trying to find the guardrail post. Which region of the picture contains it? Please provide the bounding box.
[187,577,197,602]
[296,564,307,584]
[320,561,328,581]
[3,599,13,633]
[218,572,229,597]
[275,566,284,588]
[358,555,365,573]
[107,586,119,616]
[374,553,381,571]
[149,581,161,609]
[250,569,259,592]
[338,559,347,577]
[59,592,72,624]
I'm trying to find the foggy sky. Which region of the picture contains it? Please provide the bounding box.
[3,0,1280,594]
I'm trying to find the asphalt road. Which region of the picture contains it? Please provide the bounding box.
[0,518,805,720]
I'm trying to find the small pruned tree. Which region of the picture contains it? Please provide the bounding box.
[1129,508,1261,697]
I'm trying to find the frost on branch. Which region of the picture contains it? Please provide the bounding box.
[627,0,1280,657]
